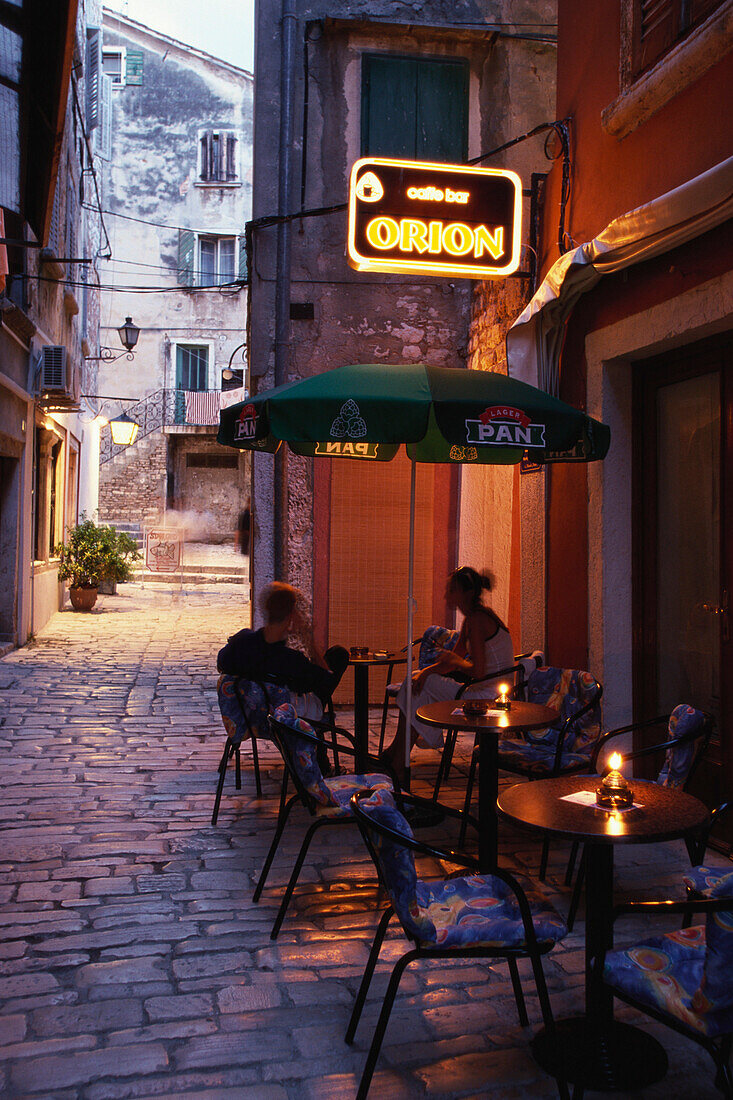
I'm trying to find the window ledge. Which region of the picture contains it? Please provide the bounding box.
[194,180,241,189]
[602,0,733,138]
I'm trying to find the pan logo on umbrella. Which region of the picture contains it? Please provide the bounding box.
[330,400,368,439]
[234,403,257,441]
[465,405,546,449]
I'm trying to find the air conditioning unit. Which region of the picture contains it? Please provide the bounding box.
[37,346,81,408]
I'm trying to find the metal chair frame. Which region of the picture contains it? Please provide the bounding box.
[457,671,603,871]
[566,710,715,930]
[212,677,338,825]
[213,678,275,823]
[572,896,733,1100]
[252,714,400,940]
[432,660,527,803]
[347,789,569,1100]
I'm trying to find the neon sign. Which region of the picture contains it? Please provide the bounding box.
[348,157,522,279]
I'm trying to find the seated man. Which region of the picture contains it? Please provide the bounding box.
[217,581,348,720]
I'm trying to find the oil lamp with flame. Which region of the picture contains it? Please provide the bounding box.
[495,682,511,711]
[596,751,634,809]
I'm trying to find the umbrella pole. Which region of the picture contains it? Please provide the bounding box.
[404,456,417,790]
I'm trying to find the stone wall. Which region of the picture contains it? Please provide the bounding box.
[98,432,168,528]
[169,434,249,543]
[467,275,533,373]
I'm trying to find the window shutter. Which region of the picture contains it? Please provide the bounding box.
[126,49,143,85]
[177,229,195,286]
[86,27,101,130]
[633,0,679,76]
[226,133,237,180]
[238,234,248,282]
[361,54,468,162]
[200,131,212,181]
[97,75,112,160]
[361,55,417,157]
[415,59,468,162]
[48,184,61,254]
[689,0,723,20]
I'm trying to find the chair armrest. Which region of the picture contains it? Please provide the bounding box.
[692,800,732,858]
[455,662,526,701]
[589,714,671,771]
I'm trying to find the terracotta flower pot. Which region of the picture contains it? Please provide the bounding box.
[68,586,99,611]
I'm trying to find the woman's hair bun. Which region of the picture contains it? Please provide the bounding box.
[451,565,494,595]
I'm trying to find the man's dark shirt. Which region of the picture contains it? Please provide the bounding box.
[217,627,336,705]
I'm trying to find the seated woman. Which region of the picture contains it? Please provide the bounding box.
[380,566,514,780]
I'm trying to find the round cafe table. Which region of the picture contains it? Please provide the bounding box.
[349,651,406,772]
[416,699,559,871]
[497,774,710,1091]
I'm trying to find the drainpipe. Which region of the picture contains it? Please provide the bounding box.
[273,0,297,580]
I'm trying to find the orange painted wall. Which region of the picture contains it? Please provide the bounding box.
[539,0,733,668]
[542,1,733,271]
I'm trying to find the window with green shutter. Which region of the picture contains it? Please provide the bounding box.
[178,229,195,286]
[361,54,468,162]
[126,50,144,85]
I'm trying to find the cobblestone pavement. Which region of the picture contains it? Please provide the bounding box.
[0,583,729,1099]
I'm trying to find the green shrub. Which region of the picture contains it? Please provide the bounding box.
[55,516,140,588]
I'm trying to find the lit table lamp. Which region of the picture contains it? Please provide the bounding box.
[596,751,633,809]
[495,683,511,711]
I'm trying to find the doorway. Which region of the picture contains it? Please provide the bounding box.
[634,333,732,819]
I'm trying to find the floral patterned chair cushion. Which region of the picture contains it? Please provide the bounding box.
[418,625,460,669]
[657,704,707,787]
[694,874,733,1016]
[217,675,291,747]
[273,704,391,814]
[496,667,602,775]
[682,867,733,895]
[604,922,733,1039]
[359,790,568,949]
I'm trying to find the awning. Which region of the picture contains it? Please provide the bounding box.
[506,156,733,392]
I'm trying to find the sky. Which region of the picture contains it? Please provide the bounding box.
[105,0,255,72]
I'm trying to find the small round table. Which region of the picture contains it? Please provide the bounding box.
[349,651,406,771]
[416,699,559,871]
[497,774,710,1091]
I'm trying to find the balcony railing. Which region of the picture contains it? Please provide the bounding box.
[99,388,234,464]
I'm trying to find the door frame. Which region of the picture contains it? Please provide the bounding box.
[632,331,732,805]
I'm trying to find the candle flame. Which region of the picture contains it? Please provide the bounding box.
[609,752,623,771]
[498,683,509,696]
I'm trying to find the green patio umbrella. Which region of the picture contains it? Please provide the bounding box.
[218,363,610,775]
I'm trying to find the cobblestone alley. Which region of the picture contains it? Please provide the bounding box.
[0,584,728,1099]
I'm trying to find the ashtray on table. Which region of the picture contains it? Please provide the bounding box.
[462,700,490,717]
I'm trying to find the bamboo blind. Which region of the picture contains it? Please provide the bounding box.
[328,451,436,704]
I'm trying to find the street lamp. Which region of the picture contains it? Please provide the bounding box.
[85,316,141,362]
[117,317,140,353]
[109,411,139,446]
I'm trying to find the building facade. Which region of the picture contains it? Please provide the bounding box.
[0,0,105,647]
[96,11,253,545]
[505,0,733,810]
[250,0,558,691]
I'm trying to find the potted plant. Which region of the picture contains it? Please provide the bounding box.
[55,517,106,611]
[56,519,142,608]
[97,526,141,595]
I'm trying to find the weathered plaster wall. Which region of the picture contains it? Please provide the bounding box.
[97,13,253,538]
